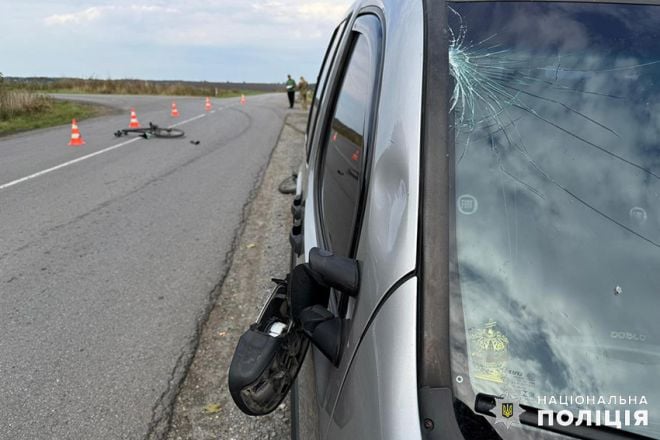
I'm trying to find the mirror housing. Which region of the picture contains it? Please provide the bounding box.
[227,281,308,415]
[228,249,361,415]
[299,305,343,365]
[308,247,359,296]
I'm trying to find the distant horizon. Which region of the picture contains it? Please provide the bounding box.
[4,75,296,85]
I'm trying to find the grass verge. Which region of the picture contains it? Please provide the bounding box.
[44,87,264,98]
[0,99,108,137]
[10,78,271,98]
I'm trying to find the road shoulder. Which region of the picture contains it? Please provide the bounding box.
[167,110,306,440]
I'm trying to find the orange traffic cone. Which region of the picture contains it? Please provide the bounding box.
[128,108,140,128]
[171,101,180,117]
[240,94,246,105]
[68,119,85,147]
[205,97,212,112]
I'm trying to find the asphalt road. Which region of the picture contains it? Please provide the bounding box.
[0,93,289,439]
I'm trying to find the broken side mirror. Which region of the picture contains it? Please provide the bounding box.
[296,248,359,366]
[299,305,343,365]
[227,279,308,416]
[228,249,359,415]
[308,247,359,296]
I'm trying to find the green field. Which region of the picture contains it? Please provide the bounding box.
[0,98,107,137]
[9,77,272,98]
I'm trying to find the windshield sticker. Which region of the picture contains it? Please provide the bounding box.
[629,207,648,226]
[610,330,647,342]
[457,194,479,215]
[503,369,537,401]
[469,320,509,384]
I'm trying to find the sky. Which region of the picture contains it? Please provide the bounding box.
[0,1,351,83]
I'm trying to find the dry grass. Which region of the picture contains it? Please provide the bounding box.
[0,78,106,136]
[14,78,262,98]
[0,89,53,120]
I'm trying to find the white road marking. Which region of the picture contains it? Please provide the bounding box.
[169,113,206,128]
[0,138,140,191]
[0,112,209,191]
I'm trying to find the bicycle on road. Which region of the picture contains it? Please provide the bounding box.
[114,122,184,139]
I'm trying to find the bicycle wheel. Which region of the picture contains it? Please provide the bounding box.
[115,129,147,137]
[153,127,185,138]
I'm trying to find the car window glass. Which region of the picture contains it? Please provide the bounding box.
[308,20,348,157]
[319,34,372,257]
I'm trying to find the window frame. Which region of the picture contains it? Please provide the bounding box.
[314,12,385,261]
[306,18,350,161]
[418,0,453,389]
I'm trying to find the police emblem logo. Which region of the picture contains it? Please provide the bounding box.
[501,402,514,419]
[493,393,522,429]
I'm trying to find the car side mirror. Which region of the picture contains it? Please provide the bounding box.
[308,247,359,296]
[228,280,308,415]
[228,249,360,415]
[299,305,343,365]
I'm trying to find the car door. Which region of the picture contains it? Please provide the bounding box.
[290,18,350,440]
[302,1,426,438]
[302,10,385,437]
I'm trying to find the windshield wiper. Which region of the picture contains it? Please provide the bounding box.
[475,394,655,440]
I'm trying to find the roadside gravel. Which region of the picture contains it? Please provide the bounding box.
[167,110,307,440]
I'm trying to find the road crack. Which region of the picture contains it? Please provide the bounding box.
[143,112,288,440]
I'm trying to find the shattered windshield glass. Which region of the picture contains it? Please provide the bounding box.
[448,2,660,437]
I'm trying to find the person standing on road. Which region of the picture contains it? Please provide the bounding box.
[298,76,309,111]
[286,74,296,108]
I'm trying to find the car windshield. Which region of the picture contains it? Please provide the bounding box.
[448,1,660,437]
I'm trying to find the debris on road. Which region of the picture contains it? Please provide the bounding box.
[202,403,222,415]
[277,174,297,194]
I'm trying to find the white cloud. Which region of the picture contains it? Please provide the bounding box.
[44,4,180,26]
[41,1,349,46]
[4,0,352,80]
[298,2,349,20]
[251,1,347,22]
[44,7,104,25]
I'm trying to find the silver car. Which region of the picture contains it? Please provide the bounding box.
[230,0,660,439]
